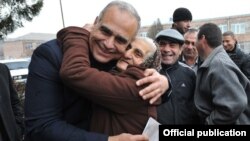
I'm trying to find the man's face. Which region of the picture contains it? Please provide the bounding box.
[222,35,236,51]
[89,6,138,63]
[158,39,182,65]
[116,38,155,71]
[175,20,191,34]
[182,32,198,59]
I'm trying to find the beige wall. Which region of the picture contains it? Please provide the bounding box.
[139,14,250,53]
[3,41,24,59]
[2,40,43,59]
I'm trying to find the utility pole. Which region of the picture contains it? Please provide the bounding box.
[59,0,65,27]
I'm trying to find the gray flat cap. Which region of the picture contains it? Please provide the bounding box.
[155,29,184,44]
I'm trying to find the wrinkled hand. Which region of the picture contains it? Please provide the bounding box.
[108,133,148,141]
[83,24,93,32]
[136,69,169,104]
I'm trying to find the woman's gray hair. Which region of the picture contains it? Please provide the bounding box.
[138,37,162,71]
[97,0,141,33]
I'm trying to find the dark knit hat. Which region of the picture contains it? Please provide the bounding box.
[173,7,192,22]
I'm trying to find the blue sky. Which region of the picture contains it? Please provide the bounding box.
[7,0,250,38]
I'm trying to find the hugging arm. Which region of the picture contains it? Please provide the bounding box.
[58,27,151,113]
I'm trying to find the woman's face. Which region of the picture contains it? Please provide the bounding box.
[116,38,155,71]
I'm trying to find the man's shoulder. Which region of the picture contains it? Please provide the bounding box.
[31,39,63,69]
[34,39,62,59]
[178,62,195,72]
[35,39,60,53]
[235,46,249,57]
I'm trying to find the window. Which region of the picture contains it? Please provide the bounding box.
[25,43,33,50]
[219,24,228,33]
[139,32,148,37]
[231,23,246,34]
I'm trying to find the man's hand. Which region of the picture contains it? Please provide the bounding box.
[136,69,169,104]
[108,133,148,141]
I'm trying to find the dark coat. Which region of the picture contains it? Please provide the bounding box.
[195,46,250,124]
[157,61,200,124]
[24,40,107,141]
[0,63,24,141]
[226,44,250,80]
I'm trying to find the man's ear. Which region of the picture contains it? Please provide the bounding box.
[94,16,98,24]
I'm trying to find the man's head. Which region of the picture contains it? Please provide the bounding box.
[89,0,141,63]
[222,31,237,52]
[155,29,184,65]
[182,28,198,60]
[116,37,161,71]
[196,23,222,59]
[172,7,192,35]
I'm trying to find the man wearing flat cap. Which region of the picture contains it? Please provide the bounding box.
[155,29,200,124]
[171,7,192,35]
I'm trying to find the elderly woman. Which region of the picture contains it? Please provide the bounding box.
[90,37,161,135]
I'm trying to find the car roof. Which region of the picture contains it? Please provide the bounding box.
[0,58,30,63]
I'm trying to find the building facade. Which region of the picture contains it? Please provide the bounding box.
[1,33,55,59]
[139,14,250,53]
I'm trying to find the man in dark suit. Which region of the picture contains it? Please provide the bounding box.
[0,63,24,141]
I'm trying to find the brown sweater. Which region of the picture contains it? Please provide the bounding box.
[57,26,158,135]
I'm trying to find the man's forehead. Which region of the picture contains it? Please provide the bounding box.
[101,6,138,38]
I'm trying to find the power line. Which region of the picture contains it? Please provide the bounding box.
[59,0,65,27]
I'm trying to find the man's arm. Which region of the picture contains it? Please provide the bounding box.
[59,26,168,104]
[206,62,248,124]
[24,40,108,141]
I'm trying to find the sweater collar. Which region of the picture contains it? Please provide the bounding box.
[161,61,179,71]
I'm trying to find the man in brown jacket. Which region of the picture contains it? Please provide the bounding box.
[58,0,170,138]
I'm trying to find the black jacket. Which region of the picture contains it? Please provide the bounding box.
[0,63,24,141]
[24,40,107,141]
[157,61,199,124]
[226,44,250,80]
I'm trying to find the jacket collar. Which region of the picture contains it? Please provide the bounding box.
[200,45,224,68]
[161,60,179,71]
[226,43,239,54]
